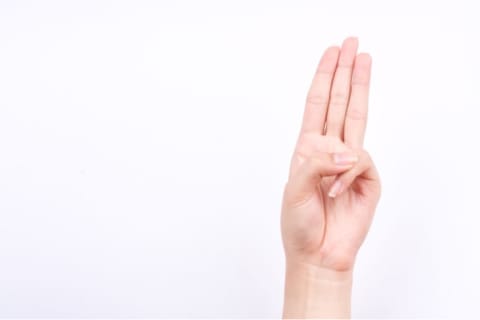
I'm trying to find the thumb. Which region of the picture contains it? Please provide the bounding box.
[327,149,381,199]
[283,151,359,206]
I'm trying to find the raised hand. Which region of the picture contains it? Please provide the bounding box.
[281,37,381,273]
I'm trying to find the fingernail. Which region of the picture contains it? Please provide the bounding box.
[328,180,342,198]
[333,152,358,165]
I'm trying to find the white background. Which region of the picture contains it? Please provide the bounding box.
[0,0,479,318]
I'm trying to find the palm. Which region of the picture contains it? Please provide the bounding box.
[320,174,379,257]
[281,38,381,271]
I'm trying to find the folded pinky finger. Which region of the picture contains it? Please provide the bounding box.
[327,149,378,198]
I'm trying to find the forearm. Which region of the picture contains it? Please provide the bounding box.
[282,260,353,319]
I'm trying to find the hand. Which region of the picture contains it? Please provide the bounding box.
[281,37,381,273]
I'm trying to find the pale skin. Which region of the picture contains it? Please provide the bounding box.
[281,37,381,319]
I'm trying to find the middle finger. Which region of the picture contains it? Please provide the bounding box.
[325,37,358,139]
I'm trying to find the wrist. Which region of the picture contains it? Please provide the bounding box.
[285,257,354,282]
[283,259,353,319]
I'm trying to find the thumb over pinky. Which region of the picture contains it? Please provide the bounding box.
[284,151,358,206]
[327,149,380,198]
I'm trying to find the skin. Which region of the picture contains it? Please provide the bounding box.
[281,37,381,318]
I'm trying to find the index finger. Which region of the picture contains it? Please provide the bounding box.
[299,46,340,134]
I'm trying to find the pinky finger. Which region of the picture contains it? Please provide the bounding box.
[327,149,377,198]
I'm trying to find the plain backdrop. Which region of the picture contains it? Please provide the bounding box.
[0,0,479,318]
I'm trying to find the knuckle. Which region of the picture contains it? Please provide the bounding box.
[306,94,329,107]
[361,149,372,162]
[300,134,335,153]
[347,107,367,120]
[329,90,349,105]
[294,141,309,158]
[295,135,324,158]
[325,121,343,134]
[331,135,343,145]
[327,139,345,152]
[326,118,341,126]
[358,150,374,170]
